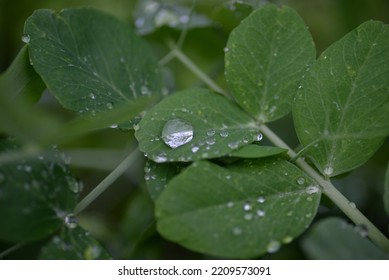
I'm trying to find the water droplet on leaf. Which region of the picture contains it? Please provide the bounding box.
[243,202,252,211]
[162,119,194,149]
[21,34,30,43]
[266,240,281,253]
[64,214,78,229]
[256,209,266,217]
[153,152,168,163]
[305,185,319,194]
[257,196,265,203]
[296,177,305,185]
[106,102,113,109]
[324,166,334,176]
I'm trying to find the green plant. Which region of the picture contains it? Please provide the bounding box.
[0,2,389,259]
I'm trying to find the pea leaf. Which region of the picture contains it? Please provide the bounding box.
[293,21,389,177]
[225,4,315,122]
[39,227,111,259]
[135,89,262,163]
[384,162,389,217]
[24,8,162,123]
[229,144,287,158]
[0,139,78,242]
[301,217,388,259]
[155,159,321,258]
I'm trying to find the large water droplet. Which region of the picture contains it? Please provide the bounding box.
[266,240,281,253]
[64,214,78,229]
[21,34,30,43]
[255,133,263,141]
[162,119,194,149]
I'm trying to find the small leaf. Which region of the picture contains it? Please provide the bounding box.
[135,89,262,163]
[229,144,287,158]
[301,217,388,259]
[39,227,111,259]
[24,8,162,123]
[384,162,389,217]
[293,21,389,177]
[0,139,78,242]
[225,4,315,122]
[156,159,321,258]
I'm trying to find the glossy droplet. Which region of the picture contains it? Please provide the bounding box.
[354,224,368,238]
[162,119,194,149]
[282,236,293,244]
[207,129,215,136]
[223,47,229,53]
[296,177,305,185]
[84,245,101,260]
[153,152,167,163]
[324,166,334,176]
[256,209,266,217]
[349,201,356,209]
[21,34,30,43]
[227,201,234,208]
[266,240,281,253]
[89,93,96,100]
[191,146,199,153]
[255,133,263,141]
[64,214,78,229]
[106,102,113,109]
[257,196,265,203]
[305,185,319,194]
[243,202,252,211]
[220,129,229,138]
[228,141,240,149]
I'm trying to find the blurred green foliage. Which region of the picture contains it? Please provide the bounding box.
[1,0,389,259]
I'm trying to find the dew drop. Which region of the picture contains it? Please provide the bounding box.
[106,102,113,109]
[256,209,266,217]
[305,185,319,194]
[84,245,101,260]
[232,227,242,235]
[191,146,199,153]
[296,177,305,185]
[206,137,216,145]
[89,93,96,100]
[162,119,194,149]
[207,129,216,136]
[354,224,368,238]
[244,213,253,220]
[153,152,168,163]
[64,214,78,229]
[228,141,240,149]
[223,47,229,53]
[110,124,118,129]
[349,201,356,209]
[220,129,229,138]
[227,201,234,208]
[24,165,32,173]
[266,240,281,253]
[141,85,150,95]
[324,166,334,176]
[282,236,293,244]
[135,17,145,28]
[243,202,252,211]
[257,196,265,203]
[21,34,30,43]
[255,133,263,141]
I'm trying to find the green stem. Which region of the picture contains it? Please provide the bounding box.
[169,47,229,97]
[260,124,389,253]
[74,148,141,214]
[0,242,26,259]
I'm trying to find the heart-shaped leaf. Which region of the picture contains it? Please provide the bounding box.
[156,159,321,258]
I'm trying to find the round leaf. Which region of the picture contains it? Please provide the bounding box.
[24,8,162,121]
[0,140,78,242]
[135,89,262,163]
[225,4,315,122]
[155,159,321,258]
[293,21,389,177]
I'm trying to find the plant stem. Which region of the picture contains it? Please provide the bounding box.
[260,124,389,253]
[168,46,229,97]
[74,148,141,214]
[0,242,25,259]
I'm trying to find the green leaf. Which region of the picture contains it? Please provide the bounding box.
[0,139,78,242]
[39,227,111,259]
[225,4,315,122]
[24,8,162,123]
[293,21,389,177]
[302,217,388,259]
[144,160,185,200]
[229,144,287,158]
[0,45,45,103]
[156,159,321,258]
[135,89,262,163]
[384,162,389,216]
